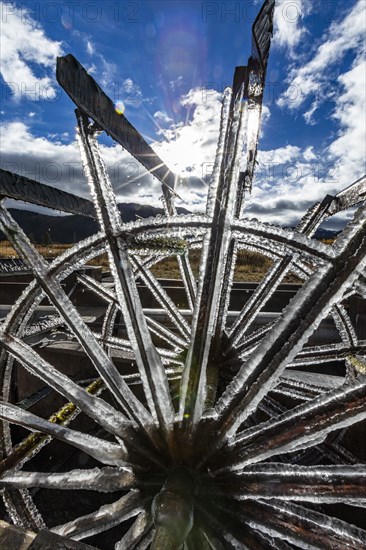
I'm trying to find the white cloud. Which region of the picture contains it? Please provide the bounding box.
[259,105,271,137]
[0,89,321,221]
[258,144,301,166]
[123,78,134,92]
[0,121,83,191]
[249,144,339,226]
[327,55,366,187]
[169,76,183,91]
[303,99,320,126]
[69,31,121,97]
[147,90,271,211]
[1,122,73,159]
[154,111,173,125]
[303,146,316,162]
[250,65,365,229]
[122,78,142,105]
[0,121,159,204]
[252,1,364,227]
[0,2,62,101]
[261,104,271,124]
[273,0,311,54]
[152,87,223,209]
[268,0,366,226]
[1,68,362,227]
[98,58,118,89]
[71,30,95,58]
[85,63,97,75]
[278,0,366,113]
[86,40,94,55]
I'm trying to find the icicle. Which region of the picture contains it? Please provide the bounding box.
[131,256,190,338]
[0,205,154,434]
[179,79,250,428]
[332,304,358,346]
[212,211,366,446]
[177,253,196,312]
[0,467,136,493]
[219,382,366,472]
[76,112,175,437]
[115,511,152,550]
[0,401,128,467]
[206,87,232,218]
[3,334,132,438]
[239,499,366,549]
[229,255,293,347]
[23,315,64,338]
[51,490,145,540]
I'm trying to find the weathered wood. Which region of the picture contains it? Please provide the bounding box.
[57,55,177,195]
[0,169,95,217]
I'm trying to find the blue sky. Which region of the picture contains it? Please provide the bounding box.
[0,0,365,227]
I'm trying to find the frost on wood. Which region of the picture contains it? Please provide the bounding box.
[0,0,366,548]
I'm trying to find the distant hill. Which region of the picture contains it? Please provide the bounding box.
[0,203,191,244]
[312,227,340,240]
[284,226,340,241]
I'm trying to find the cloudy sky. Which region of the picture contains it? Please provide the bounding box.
[0,0,365,228]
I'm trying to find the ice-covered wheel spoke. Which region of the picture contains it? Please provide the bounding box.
[0,403,128,467]
[2,335,132,437]
[114,511,153,550]
[204,463,366,504]
[236,499,366,549]
[51,490,146,541]
[76,110,175,436]
[0,468,137,492]
[212,382,366,473]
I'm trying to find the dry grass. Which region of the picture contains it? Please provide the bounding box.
[0,240,110,269]
[0,241,70,259]
[87,253,110,269]
[0,241,302,282]
[150,249,301,282]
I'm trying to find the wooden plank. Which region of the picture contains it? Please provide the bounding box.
[0,169,95,218]
[56,54,177,195]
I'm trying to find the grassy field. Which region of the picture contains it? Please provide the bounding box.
[150,250,303,282]
[0,241,111,270]
[1,241,304,282]
[0,241,70,258]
